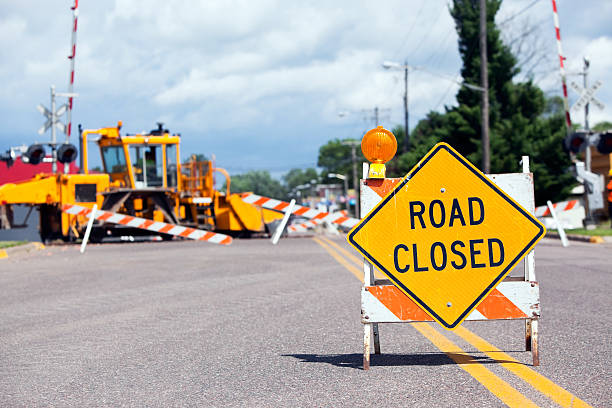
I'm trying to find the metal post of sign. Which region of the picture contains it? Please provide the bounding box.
[583,59,591,169]
[80,204,97,253]
[271,199,295,245]
[38,88,75,174]
[569,58,608,229]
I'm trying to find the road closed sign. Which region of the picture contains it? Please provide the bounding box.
[347,143,546,330]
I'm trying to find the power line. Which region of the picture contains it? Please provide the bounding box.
[434,80,459,111]
[392,0,430,60]
[407,2,450,62]
[424,25,455,68]
[498,0,541,27]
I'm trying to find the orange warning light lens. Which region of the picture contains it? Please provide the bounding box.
[361,126,397,164]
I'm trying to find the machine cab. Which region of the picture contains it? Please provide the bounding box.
[97,123,180,190]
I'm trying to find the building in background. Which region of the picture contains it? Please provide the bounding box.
[0,156,78,185]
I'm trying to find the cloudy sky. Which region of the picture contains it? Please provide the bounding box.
[1,0,610,176]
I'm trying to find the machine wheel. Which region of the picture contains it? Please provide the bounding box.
[39,205,64,243]
[88,227,105,243]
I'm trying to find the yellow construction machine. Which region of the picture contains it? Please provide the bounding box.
[0,122,282,242]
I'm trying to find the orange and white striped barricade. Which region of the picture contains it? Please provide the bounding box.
[287,210,350,234]
[241,193,358,231]
[535,199,584,231]
[534,199,580,217]
[359,157,540,369]
[62,203,232,245]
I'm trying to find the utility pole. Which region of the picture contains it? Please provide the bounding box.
[351,142,359,218]
[342,140,360,218]
[374,106,379,126]
[358,106,389,128]
[50,85,58,173]
[479,0,490,174]
[382,60,411,152]
[583,57,591,171]
[404,61,409,151]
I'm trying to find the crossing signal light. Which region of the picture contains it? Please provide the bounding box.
[24,144,46,165]
[565,132,588,154]
[57,143,78,164]
[596,131,612,154]
[0,149,16,168]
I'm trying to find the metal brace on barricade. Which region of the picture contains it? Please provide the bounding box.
[359,157,540,369]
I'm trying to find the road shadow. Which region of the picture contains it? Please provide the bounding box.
[283,352,519,370]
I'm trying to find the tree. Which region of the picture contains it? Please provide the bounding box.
[387,119,447,177]
[283,168,319,192]
[227,170,287,199]
[183,153,207,163]
[317,138,364,187]
[593,121,612,132]
[389,0,574,205]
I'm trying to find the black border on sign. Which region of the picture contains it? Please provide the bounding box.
[347,144,545,329]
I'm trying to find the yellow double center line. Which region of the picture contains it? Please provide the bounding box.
[313,235,592,408]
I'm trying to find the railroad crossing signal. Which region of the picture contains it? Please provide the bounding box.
[37,103,67,135]
[570,80,605,112]
[37,85,78,136]
[347,143,546,330]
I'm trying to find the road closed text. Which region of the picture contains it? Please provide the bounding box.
[393,197,505,272]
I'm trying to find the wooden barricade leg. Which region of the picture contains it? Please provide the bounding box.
[363,254,377,368]
[524,248,539,366]
[373,323,381,354]
[531,319,540,366]
[363,323,371,370]
[522,156,540,366]
[525,319,532,351]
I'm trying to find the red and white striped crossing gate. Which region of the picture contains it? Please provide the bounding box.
[534,199,580,217]
[240,193,359,230]
[551,0,572,133]
[62,204,232,245]
[358,161,541,367]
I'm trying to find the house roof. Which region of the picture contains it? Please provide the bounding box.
[0,156,78,185]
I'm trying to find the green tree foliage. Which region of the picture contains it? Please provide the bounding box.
[593,121,612,132]
[183,153,207,163]
[228,170,287,199]
[388,0,574,205]
[283,168,319,191]
[317,138,364,187]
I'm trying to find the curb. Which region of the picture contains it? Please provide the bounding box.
[545,232,609,244]
[0,242,45,259]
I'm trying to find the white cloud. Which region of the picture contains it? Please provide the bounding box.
[0,0,610,174]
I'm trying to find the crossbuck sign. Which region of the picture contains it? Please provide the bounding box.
[570,80,605,112]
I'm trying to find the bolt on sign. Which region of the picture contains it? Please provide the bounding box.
[347,143,546,330]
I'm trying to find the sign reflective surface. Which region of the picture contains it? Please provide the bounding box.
[348,143,545,329]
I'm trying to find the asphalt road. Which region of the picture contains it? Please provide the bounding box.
[0,235,610,407]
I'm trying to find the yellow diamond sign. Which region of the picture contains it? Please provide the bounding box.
[347,143,546,330]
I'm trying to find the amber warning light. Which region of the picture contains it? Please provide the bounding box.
[361,126,397,179]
